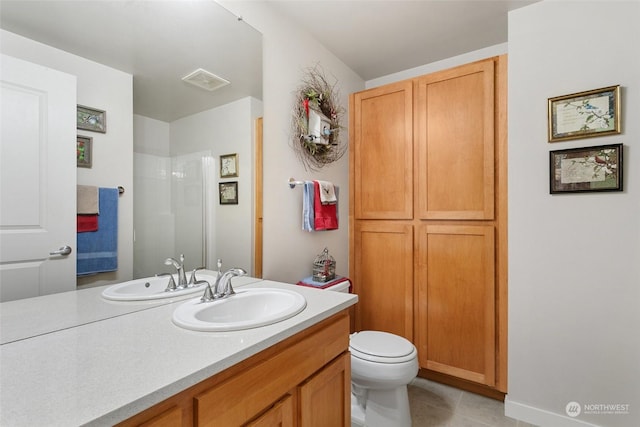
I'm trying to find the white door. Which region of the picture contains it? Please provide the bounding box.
[0,54,77,302]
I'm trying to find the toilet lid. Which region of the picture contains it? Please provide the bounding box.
[350,331,417,364]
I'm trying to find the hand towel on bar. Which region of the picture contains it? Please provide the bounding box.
[77,187,118,275]
[302,181,315,231]
[313,181,338,230]
[77,185,99,214]
[77,214,98,232]
[316,180,337,205]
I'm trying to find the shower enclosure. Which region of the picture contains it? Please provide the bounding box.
[133,150,215,279]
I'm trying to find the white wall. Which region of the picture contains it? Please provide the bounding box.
[0,29,134,288]
[506,1,640,426]
[219,1,365,283]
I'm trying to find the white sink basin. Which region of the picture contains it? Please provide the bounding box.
[172,287,307,331]
[102,274,217,301]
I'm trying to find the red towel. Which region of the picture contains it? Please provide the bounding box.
[77,214,98,232]
[313,181,338,230]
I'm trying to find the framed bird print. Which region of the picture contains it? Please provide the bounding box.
[550,143,622,193]
[548,85,620,142]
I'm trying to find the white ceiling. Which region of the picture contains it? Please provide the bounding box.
[269,0,538,80]
[0,0,538,122]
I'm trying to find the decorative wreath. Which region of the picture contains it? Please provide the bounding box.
[291,65,346,171]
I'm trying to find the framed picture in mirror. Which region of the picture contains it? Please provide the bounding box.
[220,153,238,178]
[77,105,106,133]
[219,182,238,205]
[77,135,92,168]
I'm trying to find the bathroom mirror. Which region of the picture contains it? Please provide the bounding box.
[0,1,262,284]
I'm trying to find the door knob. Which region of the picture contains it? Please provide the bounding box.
[49,245,72,256]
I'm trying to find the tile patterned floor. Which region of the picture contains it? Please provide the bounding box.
[409,377,538,427]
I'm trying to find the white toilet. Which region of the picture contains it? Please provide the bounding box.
[349,331,418,427]
[316,279,419,427]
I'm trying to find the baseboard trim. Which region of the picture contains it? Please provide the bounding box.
[505,396,602,427]
[418,369,505,401]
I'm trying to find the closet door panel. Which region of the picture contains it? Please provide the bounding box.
[352,81,413,219]
[416,60,495,220]
[353,221,413,340]
[417,224,495,386]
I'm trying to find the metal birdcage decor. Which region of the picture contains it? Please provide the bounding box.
[312,247,336,282]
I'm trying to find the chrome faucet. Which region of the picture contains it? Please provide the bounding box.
[214,268,247,298]
[201,259,247,302]
[157,272,177,292]
[189,266,206,285]
[164,254,188,288]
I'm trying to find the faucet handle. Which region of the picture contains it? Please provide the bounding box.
[189,266,206,285]
[156,273,176,292]
[198,280,215,302]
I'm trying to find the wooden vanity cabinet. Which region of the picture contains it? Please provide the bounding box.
[118,312,351,427]
[349,56,507,395]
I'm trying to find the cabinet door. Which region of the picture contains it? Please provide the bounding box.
[417,225,495,386]
[351,80,413,219]
[245,395,294,427]
[416,59,495,220]
[138,406,184,427]
[299,353,350,427]
[353,221,413,340]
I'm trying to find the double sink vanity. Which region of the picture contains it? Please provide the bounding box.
[0,270,357,426]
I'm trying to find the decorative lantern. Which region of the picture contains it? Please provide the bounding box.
[312,247,336,282]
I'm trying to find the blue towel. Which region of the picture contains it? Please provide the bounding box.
[302,181,315,231]
[77,187,118,275]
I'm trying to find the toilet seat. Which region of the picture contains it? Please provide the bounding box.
[350,331,417,364]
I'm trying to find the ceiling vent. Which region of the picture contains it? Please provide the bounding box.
[182,68,230,91]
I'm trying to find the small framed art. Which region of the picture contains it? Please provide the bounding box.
[550,143,622,194]
[77,135,92,168]
[548,85,620,142]
[220,153,238,178]
[77,105,106,133]
[219,181,238,205]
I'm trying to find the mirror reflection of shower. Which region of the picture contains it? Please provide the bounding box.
[134,145,214,279]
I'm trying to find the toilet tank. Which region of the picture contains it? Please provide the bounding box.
[323,279,351,293]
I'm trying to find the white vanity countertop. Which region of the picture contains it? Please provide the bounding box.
[0,279,357,426]
[0,272,262,344]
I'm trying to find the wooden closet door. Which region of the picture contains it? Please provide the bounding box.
[351,81,413,219]
[416,59,495,220]
[417,224,495,386]
[353,221,414,340]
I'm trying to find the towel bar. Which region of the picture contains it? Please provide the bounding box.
[288,178,304,189]
[118,186,125,195]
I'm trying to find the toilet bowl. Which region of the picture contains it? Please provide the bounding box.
[349,331,418,427]
[307,278,418,427]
